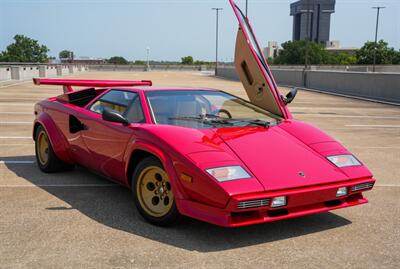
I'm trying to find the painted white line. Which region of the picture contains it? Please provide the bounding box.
[0,184,396,188]
[351,146,400,149]
[346,125,400,128]
[0,80,31,89]
[375,184,400,188]
[0,122,31,124]
[0,103,34,106]
[294,87,400,106]
[0,144,33,146]
[0,136,32,139]
[0,98,40,101]
[0,184,120,188]
[0,112,32,115]
[0,161,35,164]
[298,114,400,120]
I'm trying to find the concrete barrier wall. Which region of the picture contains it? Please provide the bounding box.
[0,67,11,81]
[307,71,400,103]
[88,64,212,72]
[215,66,238,80]
[272,69,303,86]
[0,64,88,82]
[216,66,304,86]
[217,66,400,104]
[46,66,57,77]
[270,64,400,73]
[20,66,40,80]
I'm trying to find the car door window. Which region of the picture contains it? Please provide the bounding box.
[90,90,136,114]
[89,90,145,123]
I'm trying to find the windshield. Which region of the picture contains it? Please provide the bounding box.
[146,90,281,129]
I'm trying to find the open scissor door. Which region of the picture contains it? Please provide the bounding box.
[230,0,288,118]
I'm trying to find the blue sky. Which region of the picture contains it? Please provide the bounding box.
[1,0,399,62]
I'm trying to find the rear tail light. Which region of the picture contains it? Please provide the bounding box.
[237,199,269,209]
[351,182,374,192]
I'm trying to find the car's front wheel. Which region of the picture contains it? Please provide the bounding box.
[132,156,181,226]
[35,125,74,173]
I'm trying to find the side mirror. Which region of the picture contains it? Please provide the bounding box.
[102,108,129,125]
[283,87,298,105]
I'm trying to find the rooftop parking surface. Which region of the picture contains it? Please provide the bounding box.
[0,71,399,269]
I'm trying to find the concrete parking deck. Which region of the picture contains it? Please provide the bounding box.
[0,71,399,268]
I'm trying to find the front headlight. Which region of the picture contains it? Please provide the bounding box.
[327,154,361,168]
[205,166,251,182]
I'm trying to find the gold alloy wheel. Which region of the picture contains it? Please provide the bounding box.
[136,166,174,217]
[37,130,50,166]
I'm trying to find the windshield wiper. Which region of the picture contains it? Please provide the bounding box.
[229,118,270,128]
[168,116,234,126]
[169,115,270,128]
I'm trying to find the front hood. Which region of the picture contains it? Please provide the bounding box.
[214,124,350,191]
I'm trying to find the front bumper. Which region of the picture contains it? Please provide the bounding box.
[177,178,375,227]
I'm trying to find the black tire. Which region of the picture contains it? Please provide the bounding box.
[35,125,74,173]
[132,156,181,226]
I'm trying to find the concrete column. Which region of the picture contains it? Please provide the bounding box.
[68,65,73,74]
[38,66,46,77]
[78,66,82,72]
[56,66,62,76]
[11,66,20,80]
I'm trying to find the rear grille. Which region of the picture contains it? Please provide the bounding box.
[351,182,374,192]
[237,199,270,209]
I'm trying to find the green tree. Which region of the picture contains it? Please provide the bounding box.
[356,40,397,64]
[59,50,73,59]
[181,56,194,65]
[393,50,400,64]
[273,40,330,65]
[108,56,128,65]
[134,60,145,65]
[194,60,212,65]
[331,53,357,65]
[0,35,49,63]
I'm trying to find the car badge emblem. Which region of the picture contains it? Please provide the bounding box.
[298,171,306,178]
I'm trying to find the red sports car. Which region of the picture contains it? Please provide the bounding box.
[32,0,374,227]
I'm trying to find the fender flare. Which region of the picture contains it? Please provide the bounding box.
[123,140,188,200]
[33,112,74,164]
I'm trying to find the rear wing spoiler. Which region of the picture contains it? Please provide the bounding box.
[33,78,153,93]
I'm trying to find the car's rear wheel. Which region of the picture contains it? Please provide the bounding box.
[132,156,181,226]
[35,125,74,173]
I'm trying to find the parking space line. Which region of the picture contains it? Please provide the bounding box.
[0,136,32,139]
[375,184,400,188]
[0,112,32,115]
[0,101,35,104]
[0,80,32,89]
[0,122,32,124]
[0,144,33,146]
[354,147,400,150]
[0,184,120,188]
[0,183,396,188]
[346,125,400,128]
[298,115,400,119]
[0,161,35,164]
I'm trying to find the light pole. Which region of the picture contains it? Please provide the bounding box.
[146,46,150,71]
[372,6,385,72]
[212,8,223,76]
[246,0,248,17]
[305,0,312,71]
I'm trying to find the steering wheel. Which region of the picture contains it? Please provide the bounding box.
[211,109,232,119]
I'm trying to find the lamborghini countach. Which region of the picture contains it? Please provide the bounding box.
[32,0,375,227]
